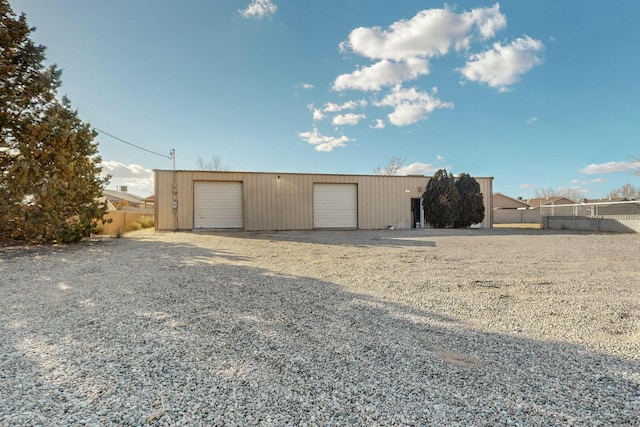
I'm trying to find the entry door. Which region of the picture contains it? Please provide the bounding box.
[411,198,421,228]
[193,181,243,228]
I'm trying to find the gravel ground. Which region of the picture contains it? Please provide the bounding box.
[1,228,639,426]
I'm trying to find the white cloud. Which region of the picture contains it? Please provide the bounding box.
[240,0,277,19]
[301,83,314,89]
[437,155,444,161]
[333,58,430,91]
[464,3,507,40]
[460,36,543,91]
[580,160,640,175]
[323,103,342,113]
[99,160,154,195]
[308,103,325,120]
[339,4,506,61]
[323,99,368,112]
[375,85,454,126]
[100,161,152,180]
[298,3,541,153]
[520,183,536,189]
[312,108,325,121]
[332,113,366,126]
[397,162,441,176]
[526,116,538,124]
[572,178,604,186]
[370,119,385,129]
[298,128,352,152]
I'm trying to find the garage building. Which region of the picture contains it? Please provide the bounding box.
[154,170,493,231]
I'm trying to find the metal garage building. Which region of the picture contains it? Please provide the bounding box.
[154,170,493,231]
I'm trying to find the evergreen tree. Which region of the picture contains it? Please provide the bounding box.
[422,169,459,228]
[454,173,484,227]
[1,1,108,243]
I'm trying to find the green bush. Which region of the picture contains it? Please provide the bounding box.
[422,169,459,228]
[454,173,485,228]
[422,170,485,228]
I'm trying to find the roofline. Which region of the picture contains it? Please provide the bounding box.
[153,170,495,179]
[539,200,640,208]
[103,189,145,202]
[493,192,529,204]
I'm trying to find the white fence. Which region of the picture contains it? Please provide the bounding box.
[540,200,640,217]
[540,200,640,233]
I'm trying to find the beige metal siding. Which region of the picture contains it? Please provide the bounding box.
[478,177,493,229]
[154,171,493,231]
[154,170,175,230]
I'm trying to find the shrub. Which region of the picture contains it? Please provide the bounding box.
[139,216,154,229]
[454,173,485,227]
[422,169,459,228]
[422,170,485,228]
[126,222,143,232]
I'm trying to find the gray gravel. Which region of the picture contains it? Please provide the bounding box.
[1,228,639,426]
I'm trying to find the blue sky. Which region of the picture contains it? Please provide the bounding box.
[9,0,640,198]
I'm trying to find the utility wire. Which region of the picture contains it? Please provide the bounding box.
[93,127,172,160]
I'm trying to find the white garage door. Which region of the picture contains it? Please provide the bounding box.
[313,183,357,228]
[194,181,243,229]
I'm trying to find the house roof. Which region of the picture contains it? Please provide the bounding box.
[526,197,575,207]
[585,197,631,203]
[97,196,117,212]
[103,189,145,204]
[492,192,530,209]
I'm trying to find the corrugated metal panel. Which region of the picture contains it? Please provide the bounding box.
[478,178,493,228]
[193,181,243,228]
[314,183,357,228]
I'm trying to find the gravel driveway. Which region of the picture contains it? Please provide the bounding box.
[1,229,639,426]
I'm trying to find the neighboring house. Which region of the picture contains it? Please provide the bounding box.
[493,193,530,210]
[525,197,575,208]
[153,170,494,231]
[526,197,576,217]
[97,196,117,212]
[143,194,155,210]
[493,193,538,224]
[103,189,153,213]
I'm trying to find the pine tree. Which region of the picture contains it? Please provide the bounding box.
[1,1,108,243]
[454,173,484,227]
[422,169,459,228]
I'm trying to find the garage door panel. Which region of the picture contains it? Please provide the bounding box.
[314,184,357,228]
[194,181,243,228]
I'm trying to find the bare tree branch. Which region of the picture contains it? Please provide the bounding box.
[374,156,406,175]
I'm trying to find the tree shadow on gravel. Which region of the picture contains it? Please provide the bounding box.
[0,237,638,426]
[199,230,437,248]
[193,227,600,248]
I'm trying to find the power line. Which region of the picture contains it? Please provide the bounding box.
[93,127,172,160]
